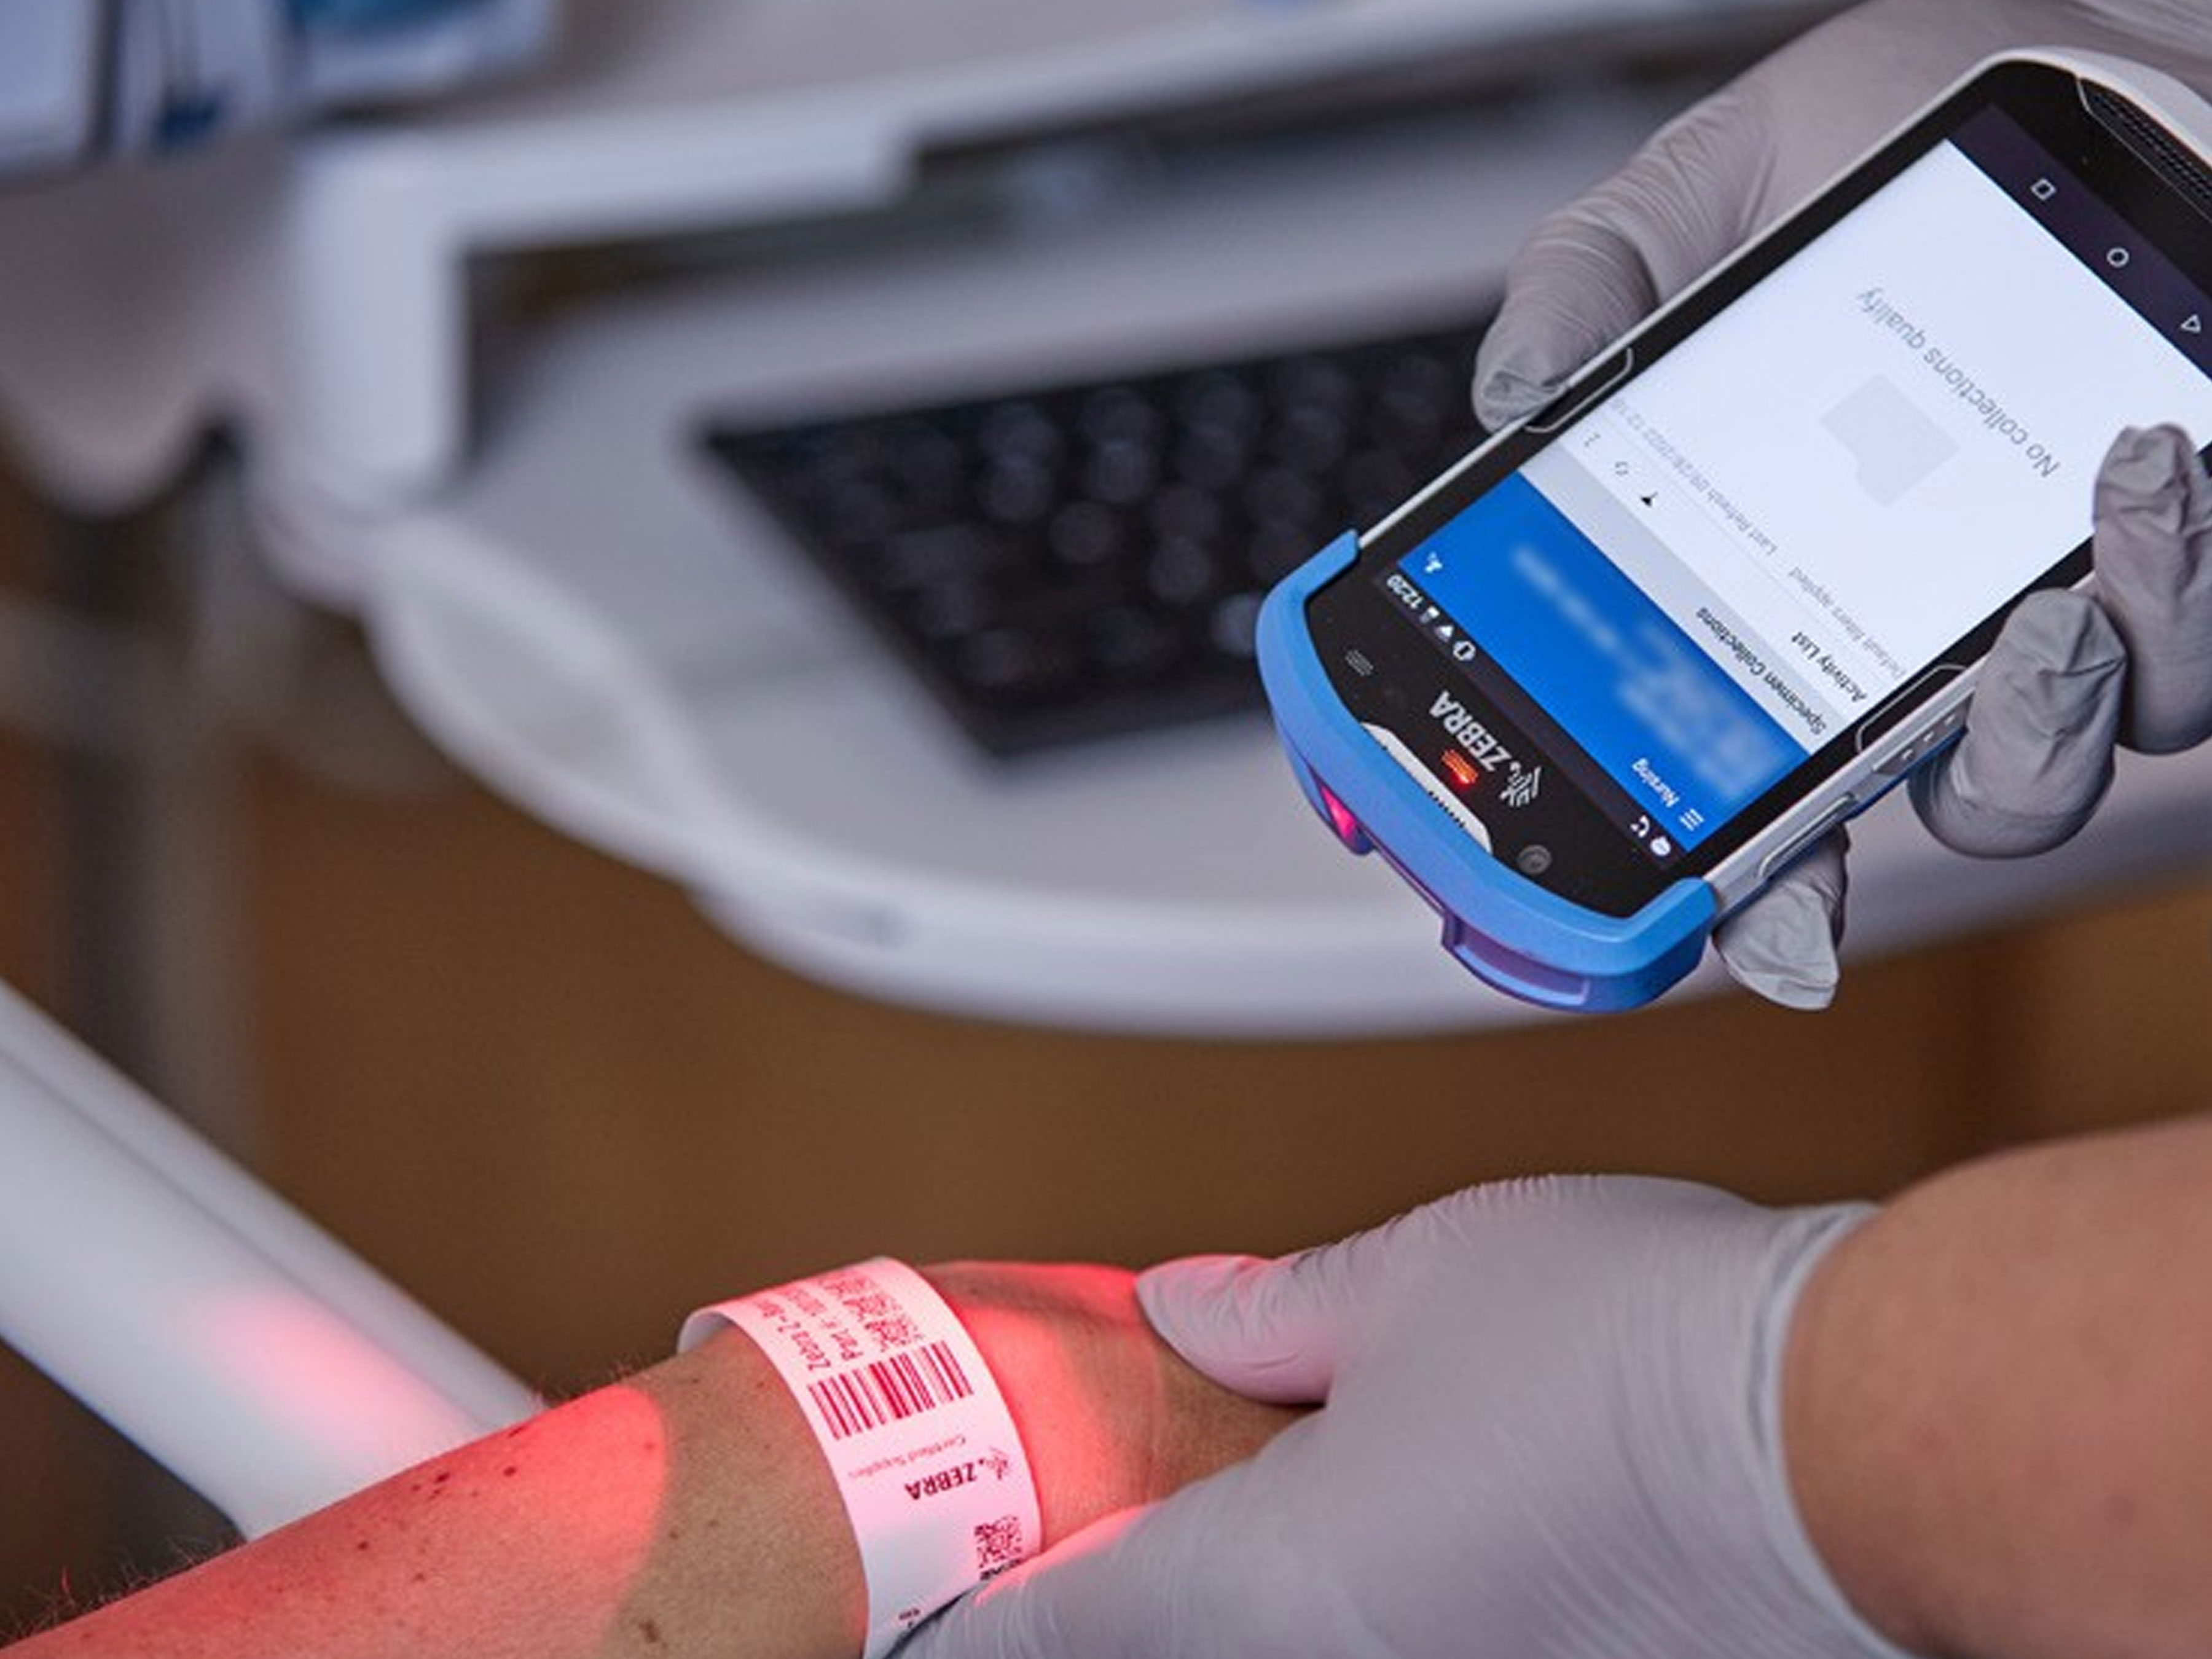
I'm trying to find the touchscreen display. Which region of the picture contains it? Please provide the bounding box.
[1384,106,2212,865]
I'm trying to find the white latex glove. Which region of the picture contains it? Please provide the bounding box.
[1472,0,2212,1011]
[906,1179,1902,1659]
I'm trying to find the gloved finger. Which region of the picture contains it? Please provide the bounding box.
[1473,81,1775,429]
[1135,1206,1437,1404]
[1132,1254,1334,1402]
[2088,425,2212,755]
[1910,589,2126,857]
[1711,828,1848,1011]
[903,1453,1309,1659]
[1470,0,2079,432]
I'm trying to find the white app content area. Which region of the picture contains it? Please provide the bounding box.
[1531,136,2212,754]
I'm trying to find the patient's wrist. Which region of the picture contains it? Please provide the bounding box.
[916,1261,1300,1540]
[674,1255,1293,1654]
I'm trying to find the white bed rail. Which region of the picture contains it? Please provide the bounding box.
[0,978,538,1539]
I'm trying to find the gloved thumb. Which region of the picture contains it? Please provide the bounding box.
[2089,424,2212,755]
[1712,828,1848,1010]
[1137,1236,1388,1405]
[1910,588,2125,858]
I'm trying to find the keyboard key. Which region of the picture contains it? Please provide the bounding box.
[1048,500,1121,567]
[1147,536,1218,606]
[1084,605,1179,678]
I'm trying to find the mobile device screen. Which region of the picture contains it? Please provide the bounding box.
[1308,71,2212,919]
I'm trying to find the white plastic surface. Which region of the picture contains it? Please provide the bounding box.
[0,980,537,1537]
[0,0,99,178]
[0,0,1834,535]
[346,101,2212,1035]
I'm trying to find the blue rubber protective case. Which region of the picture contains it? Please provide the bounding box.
[1255,531,1719,1012]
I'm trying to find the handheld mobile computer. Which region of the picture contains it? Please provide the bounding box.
[1257,52,2212,1011]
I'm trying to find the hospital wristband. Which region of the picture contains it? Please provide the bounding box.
[680,1258,1041,1657]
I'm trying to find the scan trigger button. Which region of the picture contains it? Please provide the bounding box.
[1521,348,1635,434]
[1874,699,1972,777]
[1759,795,1858,884]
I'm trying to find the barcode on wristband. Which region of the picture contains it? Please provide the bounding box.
[808,1339,976,1440]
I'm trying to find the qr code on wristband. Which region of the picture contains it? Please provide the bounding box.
[974,1515,1026,1579]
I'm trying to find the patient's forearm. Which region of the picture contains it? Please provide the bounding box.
[10,1263,1297,1658]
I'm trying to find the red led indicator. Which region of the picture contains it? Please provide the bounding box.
[1319,783,1364,843]
[1441,750,1481,792]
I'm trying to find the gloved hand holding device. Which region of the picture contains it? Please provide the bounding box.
[1472,0,2212,1008]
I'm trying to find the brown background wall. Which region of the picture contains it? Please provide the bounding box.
[1,463,2208,1636]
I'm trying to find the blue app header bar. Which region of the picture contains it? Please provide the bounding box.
[1404,474,1800,849]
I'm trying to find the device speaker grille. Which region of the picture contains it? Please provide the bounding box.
[2084,82,2212,223]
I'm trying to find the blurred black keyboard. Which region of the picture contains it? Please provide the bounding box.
[703,313,1491,758]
